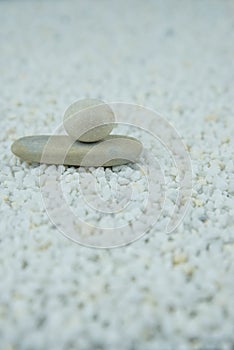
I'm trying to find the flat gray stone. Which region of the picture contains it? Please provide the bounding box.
[63,99,115,142]
[11,135,142,167]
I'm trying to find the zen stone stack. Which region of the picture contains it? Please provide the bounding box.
[11,99,143,167]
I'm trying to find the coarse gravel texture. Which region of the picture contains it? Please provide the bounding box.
[0,1,234,350]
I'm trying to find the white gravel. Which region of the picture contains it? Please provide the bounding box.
[0,0,234,349]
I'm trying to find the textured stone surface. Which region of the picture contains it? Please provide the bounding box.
[11,135,143,167]
[1,1,234,349]
[64,98,115,142]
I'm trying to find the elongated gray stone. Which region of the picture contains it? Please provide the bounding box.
[11,135,142,167]
[64,99,115,142]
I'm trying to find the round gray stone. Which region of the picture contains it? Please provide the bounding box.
[63,99,115,142]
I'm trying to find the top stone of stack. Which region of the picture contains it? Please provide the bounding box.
[63,98,115,142]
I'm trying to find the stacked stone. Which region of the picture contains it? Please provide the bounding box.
[11,99,142,167]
